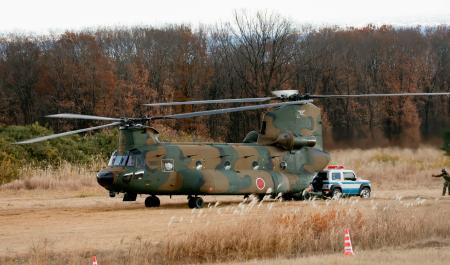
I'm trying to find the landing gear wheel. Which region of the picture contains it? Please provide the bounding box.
[257,194,265,202]
[332,188,343,200]
[188,197,204,209]
[292,192,304,201]
[360,187,371,199]
[281,193,293,201]
[302,189,311,200]
[145,195,160,207]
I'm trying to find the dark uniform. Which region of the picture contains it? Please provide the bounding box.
[432,169,450,196]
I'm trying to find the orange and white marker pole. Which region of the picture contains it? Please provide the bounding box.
[92,256,98,265]
[343,229,355,256]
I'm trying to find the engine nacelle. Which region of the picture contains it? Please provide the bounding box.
[257,103,324,151]
[274,132,316,150]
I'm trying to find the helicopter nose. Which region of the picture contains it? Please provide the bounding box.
[96,171,114,188]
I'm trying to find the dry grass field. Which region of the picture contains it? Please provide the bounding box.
[220,246,450,265]
[0,147,449,265]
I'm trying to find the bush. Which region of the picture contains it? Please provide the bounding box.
[0,151,20,185]
[0,123,118,184]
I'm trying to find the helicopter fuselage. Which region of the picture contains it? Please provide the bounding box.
[13,99,332,207]
[96,103,330,198]
[97,142,330,196]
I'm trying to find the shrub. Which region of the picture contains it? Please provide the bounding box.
[0,152,20,185]
[0,123,117,184]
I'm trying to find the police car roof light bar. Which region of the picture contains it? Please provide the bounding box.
[327,165,344,169]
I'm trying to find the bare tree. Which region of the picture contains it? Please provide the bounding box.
[1,36,41,124]
[209,11,297,141]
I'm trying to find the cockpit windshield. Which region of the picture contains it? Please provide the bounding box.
[108,151,129,167]
[126,150,144,168]
[107,150,144,168]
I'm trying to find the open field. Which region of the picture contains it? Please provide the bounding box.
[220,246,450,265]
[0,147,449,264]
[0,190,449,264]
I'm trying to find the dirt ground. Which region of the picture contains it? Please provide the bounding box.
[0,188,449,260]
[0,190,247,257]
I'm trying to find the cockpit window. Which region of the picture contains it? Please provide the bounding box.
[107,152,116,166]
[113,155,128,166]
[108,151,129,167]
[108,150,144,168]
[127,155,135,166]
[127,151,144,168]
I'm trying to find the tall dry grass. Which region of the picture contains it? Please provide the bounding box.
[220,246,450,265]
[2,198,449,265]
[330,146,449,189]
[161,200,449,264]
[0,161,101,191]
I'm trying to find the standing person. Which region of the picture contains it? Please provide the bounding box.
[432,168,450,196]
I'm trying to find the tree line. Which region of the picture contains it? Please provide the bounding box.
[0,12,449,148]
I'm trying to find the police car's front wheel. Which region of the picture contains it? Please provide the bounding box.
[360,187,371,199]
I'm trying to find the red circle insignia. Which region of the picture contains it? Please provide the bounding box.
[256,178,265,190]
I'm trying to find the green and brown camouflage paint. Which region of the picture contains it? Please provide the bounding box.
[97,103,330,197]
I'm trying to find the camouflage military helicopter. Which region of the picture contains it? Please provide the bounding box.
[17,90,450,208]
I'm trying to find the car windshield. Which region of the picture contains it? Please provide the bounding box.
[108,151,129,167]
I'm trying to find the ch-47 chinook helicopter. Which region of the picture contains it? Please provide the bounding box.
[17,90,450,208]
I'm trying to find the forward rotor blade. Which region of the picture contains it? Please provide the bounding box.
[155,100,310,120]
[144,97,274,107]
[310,92,450,99]
[46,113,122,121]
[15,122,121,144]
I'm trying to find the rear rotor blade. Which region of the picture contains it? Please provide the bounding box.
[155,100,310,120]
[144,97,274,107]
[15,122,121,144]
[46,113,122,121]
[310,92,450,99]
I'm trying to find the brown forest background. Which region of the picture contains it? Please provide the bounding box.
[0,12,449,148]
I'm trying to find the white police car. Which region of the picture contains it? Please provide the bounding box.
[312,165,371,199]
